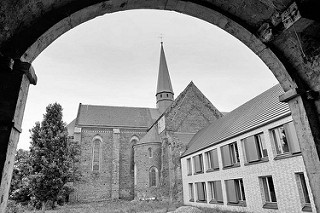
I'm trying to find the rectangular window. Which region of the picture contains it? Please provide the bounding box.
[196,182,207,202]
[260,176,278,209]
[271,121,301,156]
[296,173,312,212]
[205,149,219,171]
[225,179,246,206]
[221,142,240,168]
[242,133,268,163]
[208,181,223,204]
[189,183,194,202]
[187,158,192,175]
[193,154,204,174]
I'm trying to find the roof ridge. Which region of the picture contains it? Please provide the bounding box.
[80,104,158,110]
[182,84,289,157]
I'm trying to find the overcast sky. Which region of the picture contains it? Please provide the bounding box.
[18,9,278,150]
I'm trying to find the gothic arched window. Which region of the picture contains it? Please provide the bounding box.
[149,167,158,187]
[92,139,101,172]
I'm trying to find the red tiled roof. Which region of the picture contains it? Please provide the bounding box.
[182,84,290,157]
[76,104,161,128]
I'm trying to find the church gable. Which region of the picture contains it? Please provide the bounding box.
[164,82,223,132]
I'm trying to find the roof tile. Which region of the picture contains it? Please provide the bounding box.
[182,84,290,157]
[76,105,160,128]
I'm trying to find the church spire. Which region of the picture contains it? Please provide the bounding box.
[156,42,174,113]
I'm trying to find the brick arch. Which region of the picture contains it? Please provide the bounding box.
[1,0,320,211]
[0,0,295,91]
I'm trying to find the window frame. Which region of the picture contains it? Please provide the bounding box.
[193,154,204,174]
[148,147,153,158]
[187,158,192,176]
[270,121,301,159]
[196,182,207,203]
[296,173,312,212]
[221,142,240,169]
[208,180,224,204]
[242,132,268,165]
[189,183,194,202]
[149,167,158,187]
[92,138,101,173]
[205,149,219,172]
[260,176,278,209]
[225,178,246,206]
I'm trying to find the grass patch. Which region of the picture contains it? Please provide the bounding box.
[7,200,250,213]
[198,206,249,213]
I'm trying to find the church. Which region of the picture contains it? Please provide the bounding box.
[67,43,223,202]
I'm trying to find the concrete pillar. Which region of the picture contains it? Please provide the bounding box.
[111,128,120,199]
[280,89,320,212]
[0,56,37,212]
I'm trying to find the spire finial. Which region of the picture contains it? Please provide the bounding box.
[159,34,164,45]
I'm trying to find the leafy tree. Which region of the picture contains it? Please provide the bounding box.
[9,149,32,203]
[28,103,80,211]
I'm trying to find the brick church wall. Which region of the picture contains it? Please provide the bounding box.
[73,127,114,202]
[72,127,147,202]
[134,142,161,200]
[118,131,146,200]
[159,83,224,202]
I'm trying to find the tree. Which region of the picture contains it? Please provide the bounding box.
[9,149,32,203]
[29,103,80,211]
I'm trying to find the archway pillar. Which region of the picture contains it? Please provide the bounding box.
[280,88,320,212]
[0,57,37,212]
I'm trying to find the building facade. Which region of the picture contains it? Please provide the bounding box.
[67,43,223,202]
[181,85,316,212]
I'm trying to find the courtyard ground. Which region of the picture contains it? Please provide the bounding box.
[7,200,248,213]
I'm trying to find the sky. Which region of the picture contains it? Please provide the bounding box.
[18,9,278,150]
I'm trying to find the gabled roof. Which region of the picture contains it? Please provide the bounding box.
[66,118,76,136]
[75,104,161,128]
[164,81,223,118]
[137,126,161,145]
[182,84,290,157]
[156,43,173,95]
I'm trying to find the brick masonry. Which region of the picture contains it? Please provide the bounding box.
[71,127,147,202]
[70,82,223,203]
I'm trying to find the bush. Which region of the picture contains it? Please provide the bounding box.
[5,200,24,213]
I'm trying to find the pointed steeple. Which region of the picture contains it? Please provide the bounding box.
[156,42,174,113]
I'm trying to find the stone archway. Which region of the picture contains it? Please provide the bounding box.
[1,0,320,211]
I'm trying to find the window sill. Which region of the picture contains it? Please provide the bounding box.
[302,204,312,212]
[209,200,224,205]
[189,199,194,202]
[227,200,246,207]
[263,202,278,209]
[194,171,204,175]
[223,163,240,170]
[206,168,219,173]
[196,200,207,203]
[274,152,301,161]
[244,157,269,166]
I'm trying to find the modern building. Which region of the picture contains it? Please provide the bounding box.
[181,84,315,212]
[67,43,223,202]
